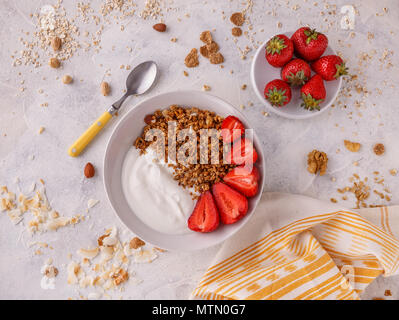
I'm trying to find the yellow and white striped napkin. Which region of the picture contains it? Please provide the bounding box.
[192,193,399,300]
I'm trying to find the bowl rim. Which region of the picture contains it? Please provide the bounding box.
[103,90,266,251]
[250,32,342,120]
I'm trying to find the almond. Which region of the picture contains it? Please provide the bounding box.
[51,37,62,51]
[100,81,110,96]
[344,140,361,152]
[153,23,166,32]
[84,162,95,178]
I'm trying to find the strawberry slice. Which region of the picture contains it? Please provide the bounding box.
[212,182,248,224]
[227,138,258,165]
[188,191,220,232]
[223,166,260,197]
[221,116,245,143]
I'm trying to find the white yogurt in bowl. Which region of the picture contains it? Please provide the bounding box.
[121,147,195,235]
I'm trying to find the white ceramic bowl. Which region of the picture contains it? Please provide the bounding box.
[103,91,265,251]
[251,32,342,120]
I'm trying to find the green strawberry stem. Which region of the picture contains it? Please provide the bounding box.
[266,88,288,106]
[287,70,308,86]
[334,62,348,79]
[266,36,287,55]
[301,93,323,111]
[303,29,319,45]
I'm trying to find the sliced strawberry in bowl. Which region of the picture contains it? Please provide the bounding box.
[188,191,220,233]
[212,182,248,225]
[227,137,258,165]
[223,165,259,197]
[221,115,245,143]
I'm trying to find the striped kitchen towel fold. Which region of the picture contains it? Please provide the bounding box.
[191,193,399,300]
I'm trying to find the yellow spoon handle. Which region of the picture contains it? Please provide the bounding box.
[68,111,113,157]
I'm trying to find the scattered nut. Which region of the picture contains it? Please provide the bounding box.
[232,27,242,37]
[373,143,385,155]
[100,81,110,96]
[49,57,60,68]
[230,12,245,26]
[129,237,145,249]
[202,84,211,91]
[51,36,62,51]
[183,70,189,77]
[153,23,167,32]
[62,75,73,84]
[241,84,247,90]
[307,150,328,176]
[344,140,361,152]
[38,126,45,134]
[84,162,95,178]
[184,48,199,68]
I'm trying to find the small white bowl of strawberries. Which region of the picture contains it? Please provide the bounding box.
[251,27,348,119]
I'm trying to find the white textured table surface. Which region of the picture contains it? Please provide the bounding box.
[1,0,398,300]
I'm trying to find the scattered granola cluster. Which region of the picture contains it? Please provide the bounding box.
[184,30,224,68]
[309,138,394,208]
[230,12,244,37]
[335,171,392,209]
[134,105,235,196]
[199,31,224,65]
[184,48,199,68]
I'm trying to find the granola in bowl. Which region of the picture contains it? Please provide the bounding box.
[134,105,234,196]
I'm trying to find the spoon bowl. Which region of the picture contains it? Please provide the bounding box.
[126,61,158,95]
[113,61,158,110]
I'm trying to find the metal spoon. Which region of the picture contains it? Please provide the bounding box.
[68,61,158,157]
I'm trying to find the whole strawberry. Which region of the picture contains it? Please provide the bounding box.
[311,55,348,81]
[281,59,311,86]
[264,79,292,107]
[291,27,328,61]
[265,34,294,67]
[301,74,326,111]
